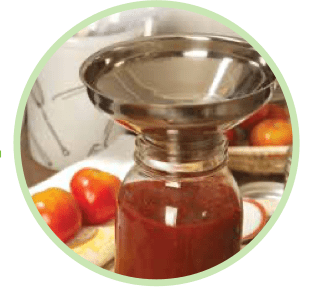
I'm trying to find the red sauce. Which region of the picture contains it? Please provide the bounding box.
[115,178,242,279]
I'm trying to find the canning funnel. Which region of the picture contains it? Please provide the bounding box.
[80,34,276,140]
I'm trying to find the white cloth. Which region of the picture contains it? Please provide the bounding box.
[29,134,135,195]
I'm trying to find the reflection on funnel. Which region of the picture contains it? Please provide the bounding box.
[184,50,208,58]
[207,57,233,102]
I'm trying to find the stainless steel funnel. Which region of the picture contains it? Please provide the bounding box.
[80,34,276,139]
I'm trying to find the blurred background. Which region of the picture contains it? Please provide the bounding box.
[21,7,291,189]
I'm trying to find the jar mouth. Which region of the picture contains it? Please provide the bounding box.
[134,133,228,176]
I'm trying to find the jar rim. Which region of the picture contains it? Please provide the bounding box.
[134,134,228,176]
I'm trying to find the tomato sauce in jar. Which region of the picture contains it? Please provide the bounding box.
[115,178,242,279]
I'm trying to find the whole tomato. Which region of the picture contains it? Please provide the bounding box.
[70,168,121,225]
[239,104,270,130]
[250,119,293,146]
[32,188,82,243]
[268,104,290,120]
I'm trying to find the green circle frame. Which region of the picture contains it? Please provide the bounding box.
[14,1,299,286]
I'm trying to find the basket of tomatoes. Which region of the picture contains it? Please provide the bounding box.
[227,101,292,175]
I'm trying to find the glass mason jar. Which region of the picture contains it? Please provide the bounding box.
[115,132,243,279]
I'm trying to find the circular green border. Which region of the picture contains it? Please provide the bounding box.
[14,1,299,286]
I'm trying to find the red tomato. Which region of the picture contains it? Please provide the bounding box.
[70,168,121,225]
[32,188,82,243]
[239,105,270,130]
[268,104,290,120]
[250,119,293,146]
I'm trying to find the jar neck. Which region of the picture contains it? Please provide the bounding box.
[134,132,228,177]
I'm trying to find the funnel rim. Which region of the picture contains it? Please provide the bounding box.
[79,33,276,107]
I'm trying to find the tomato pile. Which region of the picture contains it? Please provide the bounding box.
[32,168,121,243]
[225,103,292,147]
